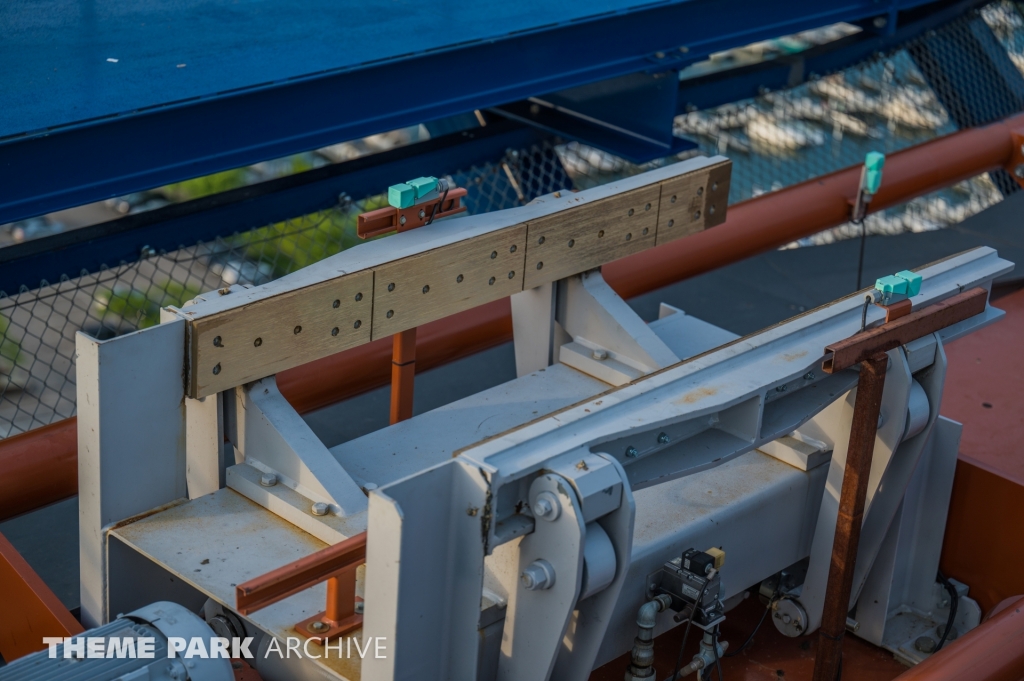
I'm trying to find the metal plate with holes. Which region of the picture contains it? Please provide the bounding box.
[371,225,527,338]
[523,185,660,289]
[702,161,731,229]
[655,162,724,244]
[188,271,373,396]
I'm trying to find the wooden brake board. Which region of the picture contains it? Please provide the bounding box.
[179,157,731,398]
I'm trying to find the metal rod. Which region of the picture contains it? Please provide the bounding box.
[236,531,366,615]
[813,352,889,681]
[390,327,417,424]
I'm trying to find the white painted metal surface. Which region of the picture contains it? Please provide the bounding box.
[85,241,1012,681]
[76,320,188,627]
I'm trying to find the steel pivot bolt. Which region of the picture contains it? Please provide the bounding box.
[260,472,278,487]
[533,491,561,521]
[311,502,330,516]
[520,559,556,591]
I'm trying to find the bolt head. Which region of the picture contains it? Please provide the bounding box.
[592,348,608,360]
[260,473,278,487]
[657,432,670,445]
[310,621,329,633]
[914,636,936,654]
[625,446,639,458]
[311,502,330,516]
[804,372,815,381]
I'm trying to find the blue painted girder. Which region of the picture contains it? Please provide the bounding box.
[1,0,940,223]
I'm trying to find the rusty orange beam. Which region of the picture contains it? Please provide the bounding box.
[0,418,77,521]
[0,530,83,661]
[894,596,1024,681]
[3,113,1023,521]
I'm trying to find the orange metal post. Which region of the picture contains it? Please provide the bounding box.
[894,596,1024,681]
[389,328,417,424]
[0,530,83,661]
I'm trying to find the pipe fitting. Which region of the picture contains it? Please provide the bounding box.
[626,594,673,680]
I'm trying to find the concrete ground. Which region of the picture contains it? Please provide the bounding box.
[2,188,1021,628]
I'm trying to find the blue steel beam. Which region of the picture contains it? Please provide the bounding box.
[673,0,987,113]
[0,121,550,295]
[0,0,940,224]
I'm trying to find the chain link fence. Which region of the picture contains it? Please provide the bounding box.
[2,1,1023,438]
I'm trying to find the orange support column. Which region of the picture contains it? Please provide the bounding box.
[390,328,416,424]
[0,530,83,661]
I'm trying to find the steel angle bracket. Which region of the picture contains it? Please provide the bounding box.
[360,458,490,681]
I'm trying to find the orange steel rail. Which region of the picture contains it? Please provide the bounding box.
[235,531,367,616]
[894,596,1024,681]
[2,112,1023,522]
[0,530,84,661]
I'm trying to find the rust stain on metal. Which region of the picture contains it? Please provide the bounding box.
[674,386,718,405]
[108,498,188,531]
[782,350,808,362]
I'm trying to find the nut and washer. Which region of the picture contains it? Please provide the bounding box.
[532,491,561,521]
[520,559,556,591]
[259,472,278,487]
[311,502,330,516]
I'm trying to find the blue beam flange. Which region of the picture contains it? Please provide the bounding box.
[0,122,551,295]
[492,72,697,163]
[674,0,989,114]
[0,0,942,224]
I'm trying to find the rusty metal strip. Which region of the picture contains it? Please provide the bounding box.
[236,531,367,615]
[812,353,888,681]
[823,287,988,373]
